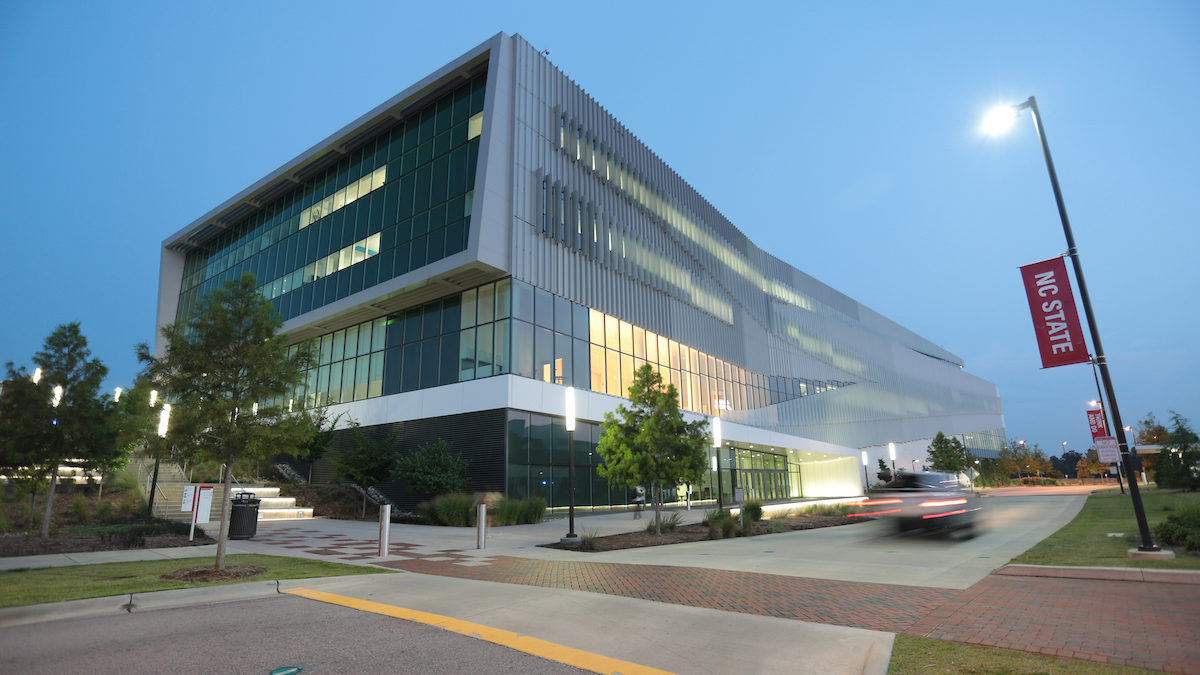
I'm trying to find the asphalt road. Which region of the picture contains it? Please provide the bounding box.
[0,595,590,675]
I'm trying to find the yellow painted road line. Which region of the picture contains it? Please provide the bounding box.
[284,587,675,675]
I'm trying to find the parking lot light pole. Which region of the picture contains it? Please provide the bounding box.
[985,96,1156,551]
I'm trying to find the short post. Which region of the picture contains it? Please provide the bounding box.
[477,503,487,549]
[378,504,391,557]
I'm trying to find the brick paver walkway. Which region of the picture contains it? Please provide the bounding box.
[378,555,956,631]
[251,526,1200,673]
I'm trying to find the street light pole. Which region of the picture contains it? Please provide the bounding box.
[1001,96,1156,551]
[40,384,65,539]
[712,417,724,510]
[561,387,579,544]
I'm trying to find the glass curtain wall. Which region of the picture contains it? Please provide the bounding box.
[176,74,487,324]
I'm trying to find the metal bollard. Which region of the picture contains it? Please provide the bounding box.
[378,504,391,557]
[477,503,487,549]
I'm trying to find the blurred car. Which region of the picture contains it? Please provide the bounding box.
[851,471,981,535]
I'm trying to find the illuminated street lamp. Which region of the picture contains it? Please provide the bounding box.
[712,416,724,510]
[984,96,1156,551]
[561,387,579,544]
[861,450,870,492]
[888,442,896,480]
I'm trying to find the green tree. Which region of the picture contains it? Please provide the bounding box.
[0,364,56,532]
[1154,412,1199,491]
[333,423,398,518]
[143,273,316,570]
[393,438,470,496]
[293,407,342,483]
[925,432,969,475]
[1134,412,1169,446]
[595,364,709,534]
[876,458,893,484]
[26,323,117,538]
[1076,448,1107,478]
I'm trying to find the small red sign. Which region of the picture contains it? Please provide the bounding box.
[1086,409,1107,440]
[1019,257,1090,369]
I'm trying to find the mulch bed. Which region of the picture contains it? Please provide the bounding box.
[0,532,212,558]
[541,513,854,552]
[159,564,265,582]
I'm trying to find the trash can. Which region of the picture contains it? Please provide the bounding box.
[229,492,260,540]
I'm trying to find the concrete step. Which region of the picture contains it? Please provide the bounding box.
[232,486,280,499]
[259,507,315,520]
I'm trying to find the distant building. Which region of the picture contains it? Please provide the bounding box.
[157,32,1004,509]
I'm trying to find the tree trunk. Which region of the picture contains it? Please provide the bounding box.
[654,483,662,535]
[41,469,58,539]
[214,452,233,571]
[28,490,36,533]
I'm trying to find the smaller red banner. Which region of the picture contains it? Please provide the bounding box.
[1019,257,1090,369]
[1087,409,1107,440]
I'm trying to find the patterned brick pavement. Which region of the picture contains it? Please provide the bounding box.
[251,525,1200,673]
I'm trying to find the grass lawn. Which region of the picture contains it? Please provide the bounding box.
[1013,487,1200,569]
[889,635,1145,674]
[0,554,394,608]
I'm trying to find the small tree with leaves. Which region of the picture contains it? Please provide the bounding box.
[143,273,316,570]
[876,458,893,484]
[293,407,342,483]
[925,432,970,476]
[334,423,399,518]
[596,364,709,534]
[18,323,117,538]
[0,365,55,532]
[1154,412,1199,491]
[393,438,470,496]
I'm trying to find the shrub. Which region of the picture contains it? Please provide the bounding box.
[95,501,115,522]
[104,467,141,495]
[517,496,546,524]
[394,439,470,495]
[742,499,763,522]
[579,529,599,551]
[722,516,738,538]
[703,509,735,539]
[71,495,89,524]
[1153,502,1200,551]
[645,511,683,533]
[661,511,681,532]
[421,493,476,527]
[489,496,546,525]
[803,503,851,517]
[702,508,730,526]
[772,520,790,533]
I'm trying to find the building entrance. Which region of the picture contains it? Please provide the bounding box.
[732,448,790,502]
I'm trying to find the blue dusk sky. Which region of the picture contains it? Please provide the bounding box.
[1,1,1196,456]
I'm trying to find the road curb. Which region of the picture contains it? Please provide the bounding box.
[0,579,284,628]
[996,564,1200,584]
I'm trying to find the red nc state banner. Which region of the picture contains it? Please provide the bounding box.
[1019,257,1090,368]
[1086,409,1107,440]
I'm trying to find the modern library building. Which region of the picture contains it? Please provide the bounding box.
[157,32,1005,510]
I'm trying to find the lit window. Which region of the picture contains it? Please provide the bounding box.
[468,112,483,140]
